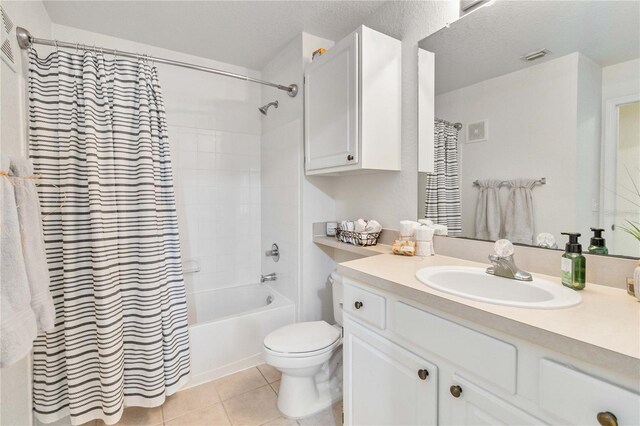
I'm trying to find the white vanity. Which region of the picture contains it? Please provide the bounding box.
[337,253,640,426]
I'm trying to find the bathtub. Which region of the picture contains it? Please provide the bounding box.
[186,284,295,388]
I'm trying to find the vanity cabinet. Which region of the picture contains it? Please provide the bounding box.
[342,278,640,426]
[344,320,438,425]
[304,25,401,175]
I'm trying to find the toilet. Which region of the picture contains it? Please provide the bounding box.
[263,271,344,419]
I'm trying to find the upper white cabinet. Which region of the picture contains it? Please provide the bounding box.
[304,26,401,175]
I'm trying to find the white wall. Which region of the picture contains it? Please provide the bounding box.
[575,54,602,240]
[1,2,52,424]
[330,1,460,229]
[300,34,339,322]
[432,52,605,244]
[260,33,337,322]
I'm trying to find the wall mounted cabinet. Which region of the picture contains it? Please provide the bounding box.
[304,25,401,175]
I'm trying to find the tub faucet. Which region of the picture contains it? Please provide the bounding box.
[261,273,277,283]
[486,254,532,281]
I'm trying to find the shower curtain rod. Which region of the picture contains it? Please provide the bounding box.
[15,26,298,97]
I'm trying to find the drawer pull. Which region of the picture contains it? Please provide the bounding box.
[450,385,462,398]
[347,154,354,161]
[597,412,618,426]
[417,369,429,380]
[354,301,364,309]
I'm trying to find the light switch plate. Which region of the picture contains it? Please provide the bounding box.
[467,120,488,143]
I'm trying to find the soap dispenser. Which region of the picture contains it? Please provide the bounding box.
[561,232,586,290]
[588,228,608,255]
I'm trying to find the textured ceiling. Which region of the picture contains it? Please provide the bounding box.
[420,1,640,94]
[42,1,388,70]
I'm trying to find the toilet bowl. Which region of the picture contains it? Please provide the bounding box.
[263,271,344,419]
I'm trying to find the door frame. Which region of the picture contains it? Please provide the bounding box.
[600,93,640,251]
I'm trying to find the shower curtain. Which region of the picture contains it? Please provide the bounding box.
[28,48,190,425]
[425,120,462,234]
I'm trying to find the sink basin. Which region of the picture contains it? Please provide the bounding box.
[416,266,581,309]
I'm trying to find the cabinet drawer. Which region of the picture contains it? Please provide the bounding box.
[539,359,640,425]
[391,301,517,394]
[343,282,386,329]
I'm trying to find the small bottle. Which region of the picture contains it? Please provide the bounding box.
[561,232,586,290]
[587,227,608,255]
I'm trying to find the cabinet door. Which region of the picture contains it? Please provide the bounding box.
[304,31,358,172]
[442,375,545,426]
[344,319,437,426]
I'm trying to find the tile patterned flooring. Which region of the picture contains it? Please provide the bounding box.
[90,365,342,426]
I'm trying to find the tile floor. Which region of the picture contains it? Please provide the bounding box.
[88,364,342,426]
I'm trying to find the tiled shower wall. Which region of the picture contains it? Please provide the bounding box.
[170,126,261,311]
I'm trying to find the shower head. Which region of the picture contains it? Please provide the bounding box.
[259,100,278,115]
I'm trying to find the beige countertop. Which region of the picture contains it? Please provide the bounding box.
[334,251,640,379]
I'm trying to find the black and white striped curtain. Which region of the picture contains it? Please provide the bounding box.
[28,48,190,425]
[425,120,462,233]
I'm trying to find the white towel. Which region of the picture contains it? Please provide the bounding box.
[0,154,38,367]
[430,224,448,236]
[365,220,382,233]
[354,218,367,233]
[399,220,420,238]
[10,157,55,332]
[504,179,537,245]
[474,180,502,241]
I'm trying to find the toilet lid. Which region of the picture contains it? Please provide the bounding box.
[264,321,341,354]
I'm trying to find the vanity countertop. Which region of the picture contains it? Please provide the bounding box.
[336,252,640,378]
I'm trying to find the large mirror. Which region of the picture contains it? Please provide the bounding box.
[418,0,640,258]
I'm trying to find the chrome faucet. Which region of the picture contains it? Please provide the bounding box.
[261,273,277,283]
[486,254,532,281]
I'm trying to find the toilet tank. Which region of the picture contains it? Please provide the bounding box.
[330,271,344,326]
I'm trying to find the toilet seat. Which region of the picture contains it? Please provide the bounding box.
[264,321,341,356]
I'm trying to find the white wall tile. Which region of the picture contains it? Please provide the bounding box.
[171,125,262,296]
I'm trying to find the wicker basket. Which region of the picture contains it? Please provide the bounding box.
[335,229,381,247]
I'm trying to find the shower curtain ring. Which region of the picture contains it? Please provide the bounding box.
[113,49,117,59]
[54,40,59,52]
[75,43,79,52]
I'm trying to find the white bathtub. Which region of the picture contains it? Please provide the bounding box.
[186,284,295,388]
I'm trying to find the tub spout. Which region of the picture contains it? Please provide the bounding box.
[261,273,277,283]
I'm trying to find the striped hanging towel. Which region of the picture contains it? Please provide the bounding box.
[425,120,462,234]
[28,48,190,425]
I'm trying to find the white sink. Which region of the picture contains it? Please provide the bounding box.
[416,266,581,309]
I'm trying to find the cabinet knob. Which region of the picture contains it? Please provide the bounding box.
[450,385,462,398]
[354,301,363,310]
[417,369,429,380]
[597,412,618,426]
[347,154,354,161]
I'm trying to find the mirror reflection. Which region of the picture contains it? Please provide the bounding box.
[418,0,640,258]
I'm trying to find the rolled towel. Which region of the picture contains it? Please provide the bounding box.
[399,220,420,239]
[415,225,435,242]
[10,157,55,332]
[536,232,558,249]
[430,224,448,236]
[418,219,433,226]
[354,218,367,233]
[365,220,382,233]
